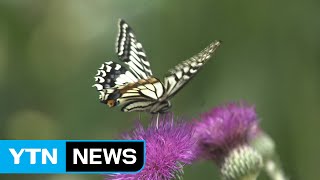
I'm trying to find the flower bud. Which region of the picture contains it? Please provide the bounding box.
[221,145,263,180]
[251,132,275,159]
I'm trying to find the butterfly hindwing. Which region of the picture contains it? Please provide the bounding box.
[118,78,165,112]
[163,41,221,98]
[121,100,156,112]
[92,61,138,101]
[116,19,153,79]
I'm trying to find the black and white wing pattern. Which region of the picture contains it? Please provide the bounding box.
[116,19,153,79]
[93,61,165,112]
[117,78,165,112]
[93,19,168,113]
[93,62,165,112]
[92,61,139,102]
[93,19,222,114]
[163,40,221,99]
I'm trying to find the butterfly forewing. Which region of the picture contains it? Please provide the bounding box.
[163,41,221,99]
[116,19,153,79]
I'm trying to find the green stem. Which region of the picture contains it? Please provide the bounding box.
[264,159,288,180]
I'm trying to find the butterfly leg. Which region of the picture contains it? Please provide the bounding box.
[171,113,174,126]
[156,113,159,129]
[138,112,141,121]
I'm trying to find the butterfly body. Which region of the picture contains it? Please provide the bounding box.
[93,19,221,114]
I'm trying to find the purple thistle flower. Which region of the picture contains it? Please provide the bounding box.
[107,113,197,180]
[194,102,259,163]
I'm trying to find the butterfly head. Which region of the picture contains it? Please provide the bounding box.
[99,90,121,107]
[106,99,120,107]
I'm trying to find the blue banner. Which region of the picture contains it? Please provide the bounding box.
[0,140,145,174]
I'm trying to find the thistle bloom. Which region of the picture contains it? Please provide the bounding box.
[195,102,258,161]
[107,114,197,180]
[195,102,263,180]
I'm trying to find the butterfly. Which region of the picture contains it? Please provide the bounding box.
[93,19,221,114]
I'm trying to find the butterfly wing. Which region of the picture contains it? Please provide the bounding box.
[93,62,164,112]
[116,19,153,79]
[92,61,139,102]
[163,41,221,99]
[118,78,165,112]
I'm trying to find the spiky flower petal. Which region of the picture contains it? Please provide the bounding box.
[107,114,197,180]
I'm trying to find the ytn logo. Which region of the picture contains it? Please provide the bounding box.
[9,148,57,165]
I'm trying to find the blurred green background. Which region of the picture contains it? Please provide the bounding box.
[0,0,319,179]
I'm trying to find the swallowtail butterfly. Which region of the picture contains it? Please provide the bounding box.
[93,19,221,114]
